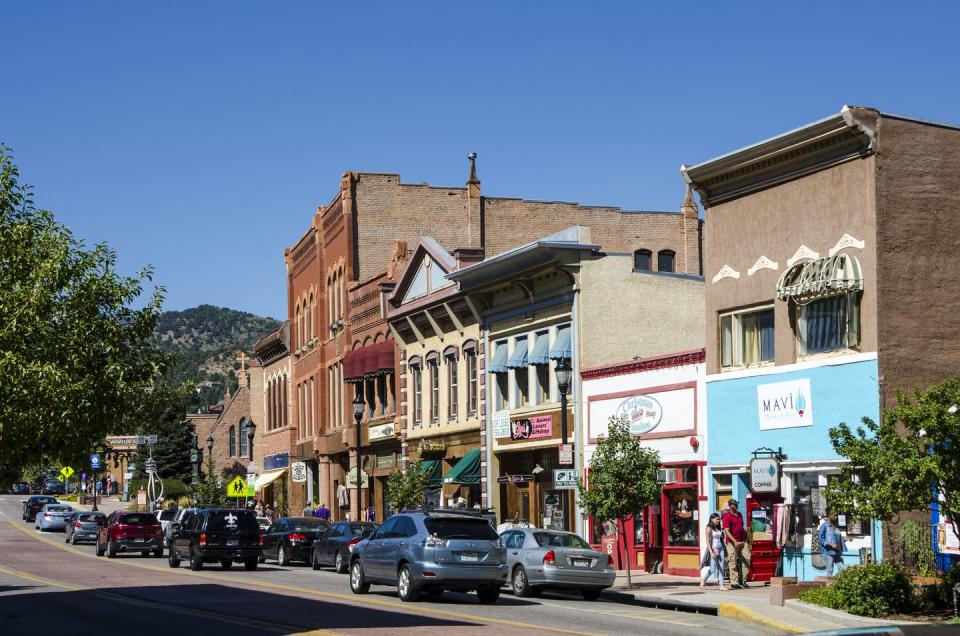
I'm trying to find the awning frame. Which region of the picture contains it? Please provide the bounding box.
[776,253,863,302]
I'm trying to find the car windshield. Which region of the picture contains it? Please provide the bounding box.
[288,518,328,532]
[533,532,591,549]
[36,497,56,503]
[207,511,258,532]
[79,514,103,523]
[120,514,158,526]
[424,518,498,540]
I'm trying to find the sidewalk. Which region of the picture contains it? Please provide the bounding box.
[607,570,900,634]
[65,495,128,515]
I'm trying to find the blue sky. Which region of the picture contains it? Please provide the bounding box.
[4,2,959,320]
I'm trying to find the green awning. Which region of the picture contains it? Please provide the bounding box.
[420,459,443,487]
[443,449,482,485]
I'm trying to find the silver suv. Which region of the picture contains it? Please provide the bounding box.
[349,510,507,603]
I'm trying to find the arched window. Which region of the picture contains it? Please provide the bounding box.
[228,426,236,457]
[239,420,248,457]
[295,306,301,349]
[658,249,676,273]
[309,292,315,342]
[633,249,652,271]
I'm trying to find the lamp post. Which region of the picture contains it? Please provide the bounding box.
[190,432,200,487]
[555,358,573,461]
[246,421,256,460]
[206,435,214,480]
[352,394,365,522]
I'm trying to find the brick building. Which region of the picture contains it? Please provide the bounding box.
[252,322,293,514]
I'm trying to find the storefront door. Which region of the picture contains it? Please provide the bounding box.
[746,494,783,582]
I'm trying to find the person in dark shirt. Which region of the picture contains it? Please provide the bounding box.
[313,502,331,520]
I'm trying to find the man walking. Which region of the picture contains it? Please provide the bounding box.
[818,513,847,576]
[302,500,314,517]
[314,502,331,521]
[722,499,751,588]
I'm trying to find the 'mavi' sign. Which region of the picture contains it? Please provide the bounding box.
[756,378,813,431]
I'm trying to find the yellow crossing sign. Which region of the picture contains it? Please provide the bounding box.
[226,475,254,498]
[60,466,75,480]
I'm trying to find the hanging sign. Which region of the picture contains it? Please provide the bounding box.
[749,457,781,493]
[290,462,307,483]
[345,469,369,488]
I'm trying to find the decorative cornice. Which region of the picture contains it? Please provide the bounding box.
[747,255,778,276]
[711,265,740,284]
[828,233,865,256]
[581,350,705,381]
[786,245,820,267]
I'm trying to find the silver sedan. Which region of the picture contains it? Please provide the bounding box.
[499,528,615,600]
[36,504,75,531]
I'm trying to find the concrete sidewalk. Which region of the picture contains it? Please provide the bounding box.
[63,495,129,515]
[607,570,899,634]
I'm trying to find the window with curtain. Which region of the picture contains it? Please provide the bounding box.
[228,426,236,457]
[447,354,458,419]
[412,364,423,425]
[466,348,478,415]
[797,293,860,355]
[658,249,676,273]
[633,249,651,271]
[376,374,387,415]
[719,306,775,368]
[429,361,440,422]
[365,378,376,418]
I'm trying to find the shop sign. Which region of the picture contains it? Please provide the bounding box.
[264,452,290,471]
[553,468,577,490]
[418,440,447,456]
[290,462,307,483]
[938,516,960,555]
[497,474,534,484]
[615,394,664,436]
[757,378,813,430]
[345,469,369,488]
[492,410,511,439]
[749,458,780,493]
[368,423,396,441]
[510,414,552,440]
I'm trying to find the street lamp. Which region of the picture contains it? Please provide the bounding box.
[190,432,200,487]
[246,421,256,460]
[207,435,214,450]
[555,357,572,449]
[352,393,365,522]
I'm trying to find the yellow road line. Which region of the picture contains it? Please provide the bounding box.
[0,562,85,591]
[4,521,599,636]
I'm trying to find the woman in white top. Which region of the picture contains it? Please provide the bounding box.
[700,513,727,590]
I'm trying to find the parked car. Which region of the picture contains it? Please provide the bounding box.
[41,479,65,496]
[163,507,200,549]
[36,504,74,531]
[157,508,177,536]
[12,482,31,495]
[65,511,107,544]
[22,495,58,522]
[168,508,262,571]
[256,517,271,533]
[262,516,329,566]
[500,528,615,600]
[96,511,164,558]
[311,521,377,573]
[349,510,507,603]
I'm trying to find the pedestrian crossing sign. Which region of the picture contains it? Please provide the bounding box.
[226,475,254,498]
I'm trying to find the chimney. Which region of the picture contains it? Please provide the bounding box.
[681,185,698,219]
[466,153,482,246]
[680,185,702,276]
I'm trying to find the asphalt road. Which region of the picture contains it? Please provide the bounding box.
[0,496,769,636]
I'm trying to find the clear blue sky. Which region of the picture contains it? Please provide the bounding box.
[4,2,959,320]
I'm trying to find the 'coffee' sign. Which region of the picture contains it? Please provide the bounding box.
[510,414,552,440]
[750,458,780,494]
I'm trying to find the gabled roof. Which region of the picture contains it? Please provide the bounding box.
[389,237,459,307]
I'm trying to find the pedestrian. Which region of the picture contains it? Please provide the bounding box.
[700,513,727,591]
[722,499,751,588]
[314,502,331,520]
[303,499,314,517]
[264,504,274,521]
[818,513,847,576]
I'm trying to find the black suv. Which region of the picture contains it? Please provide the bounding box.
[168,508,262,571]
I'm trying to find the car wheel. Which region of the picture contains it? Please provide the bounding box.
[107,540,117,558]
[512,565,532,597]
[397,565,419,602]
[96,540,105,557]
[190,549,203,571]
[220,559,233,570]
[154,547,163,558]
[477,585,501,604]
[258,555,265,563]
[350,560,370,594]
[581,588,602,601]
[277,544,289,566]
[244,559,258,571]
[168,549,181,568]
[311,550,322,570]
[335,551,346,574]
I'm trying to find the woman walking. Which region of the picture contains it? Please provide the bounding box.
[700,513,727,590]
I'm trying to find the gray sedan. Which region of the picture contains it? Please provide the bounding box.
[36,504,74,531]
[64,511,106,544]
[499,528,615,600]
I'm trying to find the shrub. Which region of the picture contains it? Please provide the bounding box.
[799,563,915,617]
[177,495,192,508]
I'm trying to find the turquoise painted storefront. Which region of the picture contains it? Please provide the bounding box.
[706,354,882,580]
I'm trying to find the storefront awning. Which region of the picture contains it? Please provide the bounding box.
[488,342,509,374]
[255,469,286,491]
[343,347,367,383]
[420,459,443,487]
[529,331,550,365]
[506,338,528,369]
[443,449,482,485]
[343,340,396,382]
[549,326,572,361]
[776,253,863,301]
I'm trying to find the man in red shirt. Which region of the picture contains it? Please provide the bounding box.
[722,499,751,588]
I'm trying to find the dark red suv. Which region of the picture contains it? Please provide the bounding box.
[96,511,163,558]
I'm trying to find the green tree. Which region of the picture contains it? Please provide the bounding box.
[576,415,662,588]
[386,461,431,513]
[0,144,170,476]
[193,453,226,507]
[827,379,960,555]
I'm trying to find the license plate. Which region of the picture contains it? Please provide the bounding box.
[572,559,590,568]
[134,538,146,542]
[227,539,239,546]
[459,553,478,562]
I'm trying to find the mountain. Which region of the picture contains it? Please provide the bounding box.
[154,304,281,411]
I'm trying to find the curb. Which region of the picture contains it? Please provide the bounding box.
[718,602,807,635]
[784,599,915,627]
[607,589,718,614]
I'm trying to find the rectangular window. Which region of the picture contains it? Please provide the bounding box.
[412,365,423,425]
[495,372,509,412]
[376,375,387,416]
[447,356,458,419]
[429,361,440,422]
[365,378,375,418]
[719,306,774,368]
[514,366,529,408]
[797,294,860,355]
[466,349,478,415]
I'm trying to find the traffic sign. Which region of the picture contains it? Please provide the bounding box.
[558,444,573,466]
[226,475,254,498]
[553,468,578,490]
[60,466,75,480]
[90,454,101,469]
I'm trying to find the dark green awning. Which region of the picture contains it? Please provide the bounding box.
[420,459,443,487]
[442,449,481,485]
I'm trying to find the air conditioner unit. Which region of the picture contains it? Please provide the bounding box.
[657,468,676,484]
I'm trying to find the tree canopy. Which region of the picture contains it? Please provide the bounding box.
[385,461,430,512]
[0,144,171,477]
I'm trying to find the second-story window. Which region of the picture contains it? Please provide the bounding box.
[508,335,529,408]
[429,360,440,423]
[658,249,676,273]
[489,339,509,412]
[465,345,478,415]
[447,353,458,419]
[634,249,652,271]
[720,306,775,368]
[376,375,387,416]
[412,363,423,425]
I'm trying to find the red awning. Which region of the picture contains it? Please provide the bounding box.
[374,339,395,374]
[343,348,366,383]
[345,340,395,381]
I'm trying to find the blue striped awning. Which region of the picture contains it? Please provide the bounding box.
[506,337,528,369]
[549,326,572,360]
[529,332,550,365]
[488,341,509,374]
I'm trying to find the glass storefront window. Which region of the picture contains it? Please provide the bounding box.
[791,471,870,537]
[667,488,698,546]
